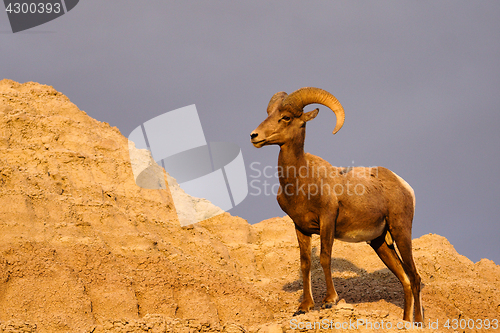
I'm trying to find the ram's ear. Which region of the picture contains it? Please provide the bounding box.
[303,108,319,122]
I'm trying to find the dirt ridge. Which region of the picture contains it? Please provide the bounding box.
[0,80,499,332]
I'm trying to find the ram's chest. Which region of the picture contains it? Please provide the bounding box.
[277,189,321,235]
[276,182,315,214]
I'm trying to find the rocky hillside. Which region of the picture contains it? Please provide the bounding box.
[0,80,499,332]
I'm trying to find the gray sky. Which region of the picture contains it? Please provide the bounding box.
[1,1,499,264]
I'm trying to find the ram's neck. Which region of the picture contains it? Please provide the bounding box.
[278,137,307,182]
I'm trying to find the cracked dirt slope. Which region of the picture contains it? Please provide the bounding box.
[0,80,499,332]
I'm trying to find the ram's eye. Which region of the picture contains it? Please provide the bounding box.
[281,116,291,121]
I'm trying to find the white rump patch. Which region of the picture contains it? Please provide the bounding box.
[391,171,416,211]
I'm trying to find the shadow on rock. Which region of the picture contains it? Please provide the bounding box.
[282,246,406,310]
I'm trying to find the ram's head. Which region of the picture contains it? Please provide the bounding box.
[250,87,345,148]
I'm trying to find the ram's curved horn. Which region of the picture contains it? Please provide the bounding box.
[267,91,288,115]
[282,87,345,134]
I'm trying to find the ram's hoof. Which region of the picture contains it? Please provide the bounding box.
[322,302,334,309]
[293,310,306,316]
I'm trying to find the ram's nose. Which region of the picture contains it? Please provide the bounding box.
[250,132,265,147]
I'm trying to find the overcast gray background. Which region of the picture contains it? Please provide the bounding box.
[1,1,499,264]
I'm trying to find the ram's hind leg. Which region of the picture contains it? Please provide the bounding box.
[369,231,414,322]
[389,225,424,323]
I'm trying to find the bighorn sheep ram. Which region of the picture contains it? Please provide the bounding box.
[250,87,423,323]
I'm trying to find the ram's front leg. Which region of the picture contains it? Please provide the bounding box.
[294,227,314,315]
[320,212,339,309]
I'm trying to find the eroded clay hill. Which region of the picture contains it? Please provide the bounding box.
[0,80,499,333]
